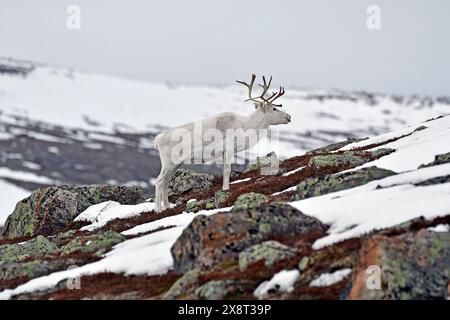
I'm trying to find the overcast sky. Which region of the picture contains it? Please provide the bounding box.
[1,0,449,95]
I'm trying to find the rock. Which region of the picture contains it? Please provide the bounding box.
[419,152,450,168]
[2,185,145,239]
[308,154,367,168]
[294,166,396,200]
[185,191,229,213]
[0,235,59,265]
[168,169,214,196]
[233,192,268,210]
[162,269,201,299]
[60,230,125,257]
[238,240,297,271]
[349,229,450,300]
[245,151,279,175]
[171,203,327,273]
[371,148,396,158]
[298,256,310,271]
[305,138,367,155]
[195,280,235,300]
[0,259,66,281]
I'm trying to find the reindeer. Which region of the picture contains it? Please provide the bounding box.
[153,74,291,212]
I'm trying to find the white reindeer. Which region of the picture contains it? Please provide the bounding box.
[153,74,291,212]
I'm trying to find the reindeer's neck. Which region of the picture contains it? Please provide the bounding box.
[244,110,269,130]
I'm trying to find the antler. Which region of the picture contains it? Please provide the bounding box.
[236,74,285,107]
[265,86,285,107]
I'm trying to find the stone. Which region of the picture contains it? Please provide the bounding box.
[419,152,450,168]
[0,235,59,265]
[308,154,367,168]
[349,229,450,300]
[2,185,145,238]
[245,151,279,175]
[60,230,125,257]
[171,203,327,273]
[233,192,268,210]
[195,280,235,300]
[0,259,66,281]
[238,240,297,271]
[294,166,396,200]
[168,169,214,196]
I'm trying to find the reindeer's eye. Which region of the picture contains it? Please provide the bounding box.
[273,107,277,111]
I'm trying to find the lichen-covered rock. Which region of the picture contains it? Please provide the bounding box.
[245,151,279,175]
[162,269,201,299]
[0,259,66,281]
[308,154,367,168]
[0,235,59,265]
[233,192,268,210]
[371,148,396,158]
[60,230,125,256]
[239,240,297,271]
[171,203,327,273]
[306,138,366,155]
[185,191,229,213]
[168,169,214,196]
[349,229,450,300]
[195,280,235,300]
[294,166,396,200]
[419,152,450,168]
[2,185,145,239]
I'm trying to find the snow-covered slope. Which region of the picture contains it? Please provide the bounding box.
[1,115,449,300]
[1,57,449,224]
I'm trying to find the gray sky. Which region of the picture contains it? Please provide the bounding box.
[1,0,449,95]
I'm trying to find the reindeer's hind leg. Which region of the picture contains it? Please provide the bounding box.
[162,165,179,210]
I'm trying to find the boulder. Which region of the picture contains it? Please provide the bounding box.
[349,229,450,300]
[245,151,279,175]
[2,185,145,239]
[305,138,366,155]
[233,192,268,210]
[419,152,450,168]
[171,203,327,273]
[308,154,367,168]
[168,169,214,196]
[238,240,297,271]
[0,235,59,265]
[294,166,396,200]
[0,259,66,281]
[195,280,235,300]
[60,230,125,257]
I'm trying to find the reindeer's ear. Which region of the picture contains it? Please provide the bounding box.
[254,102,259,109]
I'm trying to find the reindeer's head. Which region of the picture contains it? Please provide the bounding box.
[237,74,291,125]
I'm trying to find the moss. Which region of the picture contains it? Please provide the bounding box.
[238,241,297,271]
[430,239,444,258]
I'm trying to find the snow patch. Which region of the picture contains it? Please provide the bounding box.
[309,268,352,287]
[254,269,300,299]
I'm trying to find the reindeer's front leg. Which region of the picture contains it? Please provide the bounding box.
[222,151,232,191]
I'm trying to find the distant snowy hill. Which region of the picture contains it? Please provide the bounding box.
[0,57,449,224]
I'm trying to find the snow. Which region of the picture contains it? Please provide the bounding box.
[291,163,450,249]
[309,269,352,287]
[0,206,231,300]
[0,167,56,184]
[282,166,305,177]
[74,201,157,231]
[0,179,29,224]
[428,224,449,232]
[272,185,297,196]
[253,269,300,299]
[122,207,232,236]
[340,116,450,172]
[230,178,251,185]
